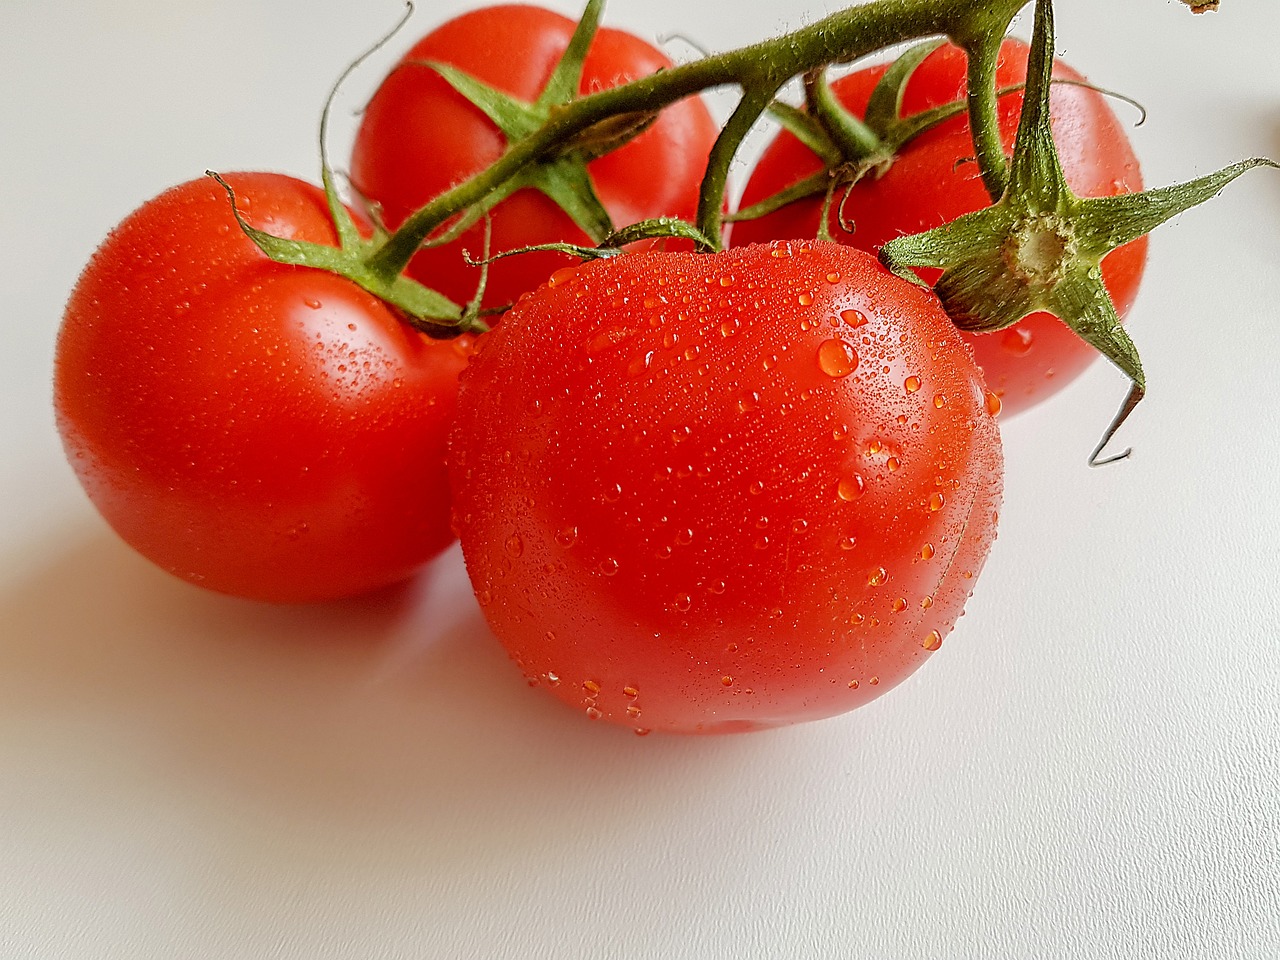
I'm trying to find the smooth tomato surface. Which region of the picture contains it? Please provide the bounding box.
[55,172,471,602]
[350,3,719,311]
[732,40,1147,414]
[449,242,1002,734]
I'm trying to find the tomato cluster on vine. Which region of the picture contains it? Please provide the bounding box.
[54,0,1264,733]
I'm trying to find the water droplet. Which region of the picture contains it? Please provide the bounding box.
[583,679,601,695]
[921,595,934,610]
[546,672,561,685]
[904,375,922,393]
[721,676,735,687]
[719,275,736,288]
[1002,327,1034,355]
[303,298,321,310]
[868,567,887,587]
[922,630,943,651]
[585,706,603,720]
[892,598,907,612]
[837,474,866,501]
[886,456,901,472]
[985,391,1003,416]
[555,525,578,547]
[920,543,936,560]
[840,536,857,551]
[817,338,859,377]
[708,580,726,595]
[675,528,693,546]
[599,558,620,576]
[848,679,860,690]
[720,318,740,337]
[673,593,692,612]
[623,686,640,700]
[737,390,760,413]
[634,728,652,736]
[603,482,622,502]
[933,394,947,409]
[825,272,841,283]
[840,308,869,328]
[627,351,654,377]
[748,479,765,495]
[547,266,578,288]
[792,518,809,534]
[504,534,524,558]
[929,492,945,512]
[798,292,814,306]
[868,677,880,686]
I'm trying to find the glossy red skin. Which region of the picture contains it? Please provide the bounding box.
[449,242,1003,734]
[350,4,719,311]
[732,40,1147,415]
[54,173,472,602]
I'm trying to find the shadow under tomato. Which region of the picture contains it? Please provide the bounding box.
[0,527,808,882]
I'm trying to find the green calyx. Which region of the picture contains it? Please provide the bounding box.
[208,171,476,336]
[401,0,632,250]
[878,0,1277,465]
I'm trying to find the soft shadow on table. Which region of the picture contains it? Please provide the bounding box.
[0,527,806,876]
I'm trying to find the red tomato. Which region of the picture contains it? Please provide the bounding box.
[732,40,1147,415]
[54,172,472,603]
[350,4,719,311]
[449,241,1003,734]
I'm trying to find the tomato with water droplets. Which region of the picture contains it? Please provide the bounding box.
[54,172,470,602]
[732,39,1147,414]
[449,241,1003,733]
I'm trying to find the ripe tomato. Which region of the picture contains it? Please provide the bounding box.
[449,241,1003,734]
[350,3,719,311]
[732,39,1147,415]
[54,172,471,603]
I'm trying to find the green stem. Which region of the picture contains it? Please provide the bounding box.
[367,0,1030,277]
[697,87,778,249]
[804,68,884,160]
[949,2,1025,201]
[960,32,1012,201]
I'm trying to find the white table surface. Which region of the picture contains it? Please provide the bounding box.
[3,1,1278,957]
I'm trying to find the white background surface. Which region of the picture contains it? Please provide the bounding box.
[3,1,1278,957]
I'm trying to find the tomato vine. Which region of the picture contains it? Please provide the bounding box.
[217,0,1274,461]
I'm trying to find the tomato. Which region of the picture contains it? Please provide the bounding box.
[350,3,719,312]
[732,39,1147,415]
[54,172,471,603]
[448,241,1002,734]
